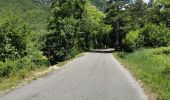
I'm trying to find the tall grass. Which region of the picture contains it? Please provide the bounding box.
[115,47,170,100]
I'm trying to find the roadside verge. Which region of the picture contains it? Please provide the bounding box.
[0,53,85,95]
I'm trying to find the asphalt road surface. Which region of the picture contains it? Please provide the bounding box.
[0,50,147,100]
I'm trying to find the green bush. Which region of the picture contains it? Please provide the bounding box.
[0,10,48,78]
[123,30,140,52]
[0,61,18,78]
[152,46,170,55]
[152,47,170,77]
[138,23,170,47]
[0,12,31,61]
[162,64,170,77]
[21,54,48,70]
[0,54,48,78]
[0,0,49,81]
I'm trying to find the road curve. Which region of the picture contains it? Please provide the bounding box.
[0,50,147,100]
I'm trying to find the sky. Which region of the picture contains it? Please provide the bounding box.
[144,0,149,3]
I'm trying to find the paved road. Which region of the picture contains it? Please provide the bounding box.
[0,50,147,100]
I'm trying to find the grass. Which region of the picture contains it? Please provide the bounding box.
[113,47,170,100]
[0,53,84,93]
[0,67,48,92]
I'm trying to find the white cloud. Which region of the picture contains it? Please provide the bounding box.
[143,0,150,3]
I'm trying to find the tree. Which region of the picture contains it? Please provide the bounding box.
[105,1,131,49]
[45,0,111,64]
[144,0,170,27]
[129,0,148,28]
[80,2,111,49]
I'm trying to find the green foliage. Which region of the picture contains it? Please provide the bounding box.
[108,0,170,99]
[143,5,170,28]
[116,47,170,99]
[0,61,17,78]
[81,3,111,49]
[152,46,170,55]
[0,0,39,11]
[156,0,170,6]
[0,0,50,31]
[123,30,140,52]
[104,0,170,52]
[0,54,48,78]
[104,1,132,49]
[90,0,107,11]
[0,0,169,97]
[138,23,170,47]
[130,0,147,28]
[0,0,49,79]
[45,0,111,64]
[105,0,170,51]
[0,12,30,61]
[123,23,170,52]
[45,0,86,63]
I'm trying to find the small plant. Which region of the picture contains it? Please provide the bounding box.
[117,51,127,58]
[162,65,170,77]
[123,30,140,52]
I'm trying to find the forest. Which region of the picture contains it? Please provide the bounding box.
[0,0,170,99]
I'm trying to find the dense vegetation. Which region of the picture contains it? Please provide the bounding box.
[44,0,111,64]
[0,0,170,99]
[107,0,170,99]
[0,0,50,87]
[90,0,107,11]
[105,0,170,51]
[115,47,170,99]
[0,0,111,89]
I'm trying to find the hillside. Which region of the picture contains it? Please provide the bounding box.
[0,0,50,31]
[0,0,51,91]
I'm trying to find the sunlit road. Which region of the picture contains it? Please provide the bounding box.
[0,50,147,100]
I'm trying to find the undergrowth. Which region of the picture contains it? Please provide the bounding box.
[114,46,170,100]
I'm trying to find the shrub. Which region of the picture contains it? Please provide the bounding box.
[0,12,31,62]
[123,30,140,52]
[152,46,170,55]
[0,54,48,78]
[162,65,170,77]
[138,23,170,47]
[0,61,18,77]
[22,53,48,70]
[0,1,49,80]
